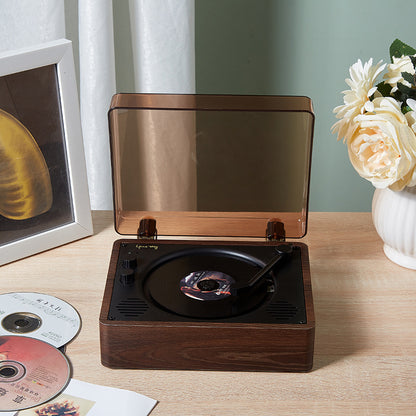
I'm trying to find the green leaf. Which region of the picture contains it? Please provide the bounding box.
[397,82,412,94]
[391,88,406,103]
[410,55,416,69]
[402,105,412,114]
[407,88,416,100]
[376,81,392,97]
[389,39,416,61]
[402,71,414,85]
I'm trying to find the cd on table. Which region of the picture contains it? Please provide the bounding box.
[0,292,81,348]
[0,335,70,412]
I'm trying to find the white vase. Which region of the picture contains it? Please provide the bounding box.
[372,185,416,269]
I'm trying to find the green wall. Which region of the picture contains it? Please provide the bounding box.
[195,0,416,211]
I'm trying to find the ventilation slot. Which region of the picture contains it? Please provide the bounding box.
[116,298,149,317]
[266,301,298,321]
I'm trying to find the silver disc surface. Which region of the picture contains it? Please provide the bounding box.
[0,292,81,348]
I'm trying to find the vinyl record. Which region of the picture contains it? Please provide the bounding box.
[0,293,81,348]
[0,335,70,412]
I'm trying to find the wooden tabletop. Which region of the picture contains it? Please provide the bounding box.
[1,211,415,415]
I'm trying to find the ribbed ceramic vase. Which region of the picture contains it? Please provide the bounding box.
[372,185,416,269]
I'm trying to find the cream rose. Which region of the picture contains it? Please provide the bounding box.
[347,97,416,190]
[405,98,416,134]
[332,59,385,141]
[383,54,416,92]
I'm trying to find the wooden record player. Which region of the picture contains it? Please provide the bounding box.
[99,94,315,372]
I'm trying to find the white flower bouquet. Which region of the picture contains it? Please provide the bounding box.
[332,39,416,191]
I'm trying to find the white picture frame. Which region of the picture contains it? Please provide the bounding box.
[0,39,92,265]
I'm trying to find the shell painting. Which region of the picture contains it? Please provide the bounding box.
[0,108,53,220]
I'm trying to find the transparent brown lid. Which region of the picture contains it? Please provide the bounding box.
[109,94,314,238]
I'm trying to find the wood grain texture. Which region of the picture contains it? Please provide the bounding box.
[1,211,415,415]
[100,322,314,372]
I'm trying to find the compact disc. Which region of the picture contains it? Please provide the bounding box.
[180,271,235,301]
[0,335,70,412]
[0,293,81,348]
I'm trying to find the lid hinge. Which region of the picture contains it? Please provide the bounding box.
[266,219,285,242]
[138,217,157,240]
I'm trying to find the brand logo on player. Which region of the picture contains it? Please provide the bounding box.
[136,245,158,250]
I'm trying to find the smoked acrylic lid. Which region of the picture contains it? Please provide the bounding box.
[108,94,314,239]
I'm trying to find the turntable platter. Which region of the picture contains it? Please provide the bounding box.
[144,247,274,319]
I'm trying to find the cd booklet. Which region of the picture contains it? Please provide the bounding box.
[14,379,157,416]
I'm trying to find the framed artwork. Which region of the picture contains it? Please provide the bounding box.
[0,39,92,265]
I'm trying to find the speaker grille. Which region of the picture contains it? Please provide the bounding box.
[116,298,149,317]
[266,300,298,321]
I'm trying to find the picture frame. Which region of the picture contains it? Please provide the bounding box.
[0,39,93,266]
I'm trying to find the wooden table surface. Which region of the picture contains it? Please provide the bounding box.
[1,211,415,415]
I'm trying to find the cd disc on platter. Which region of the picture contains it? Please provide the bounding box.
[0,335,70,412]
[0,293,81,348]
